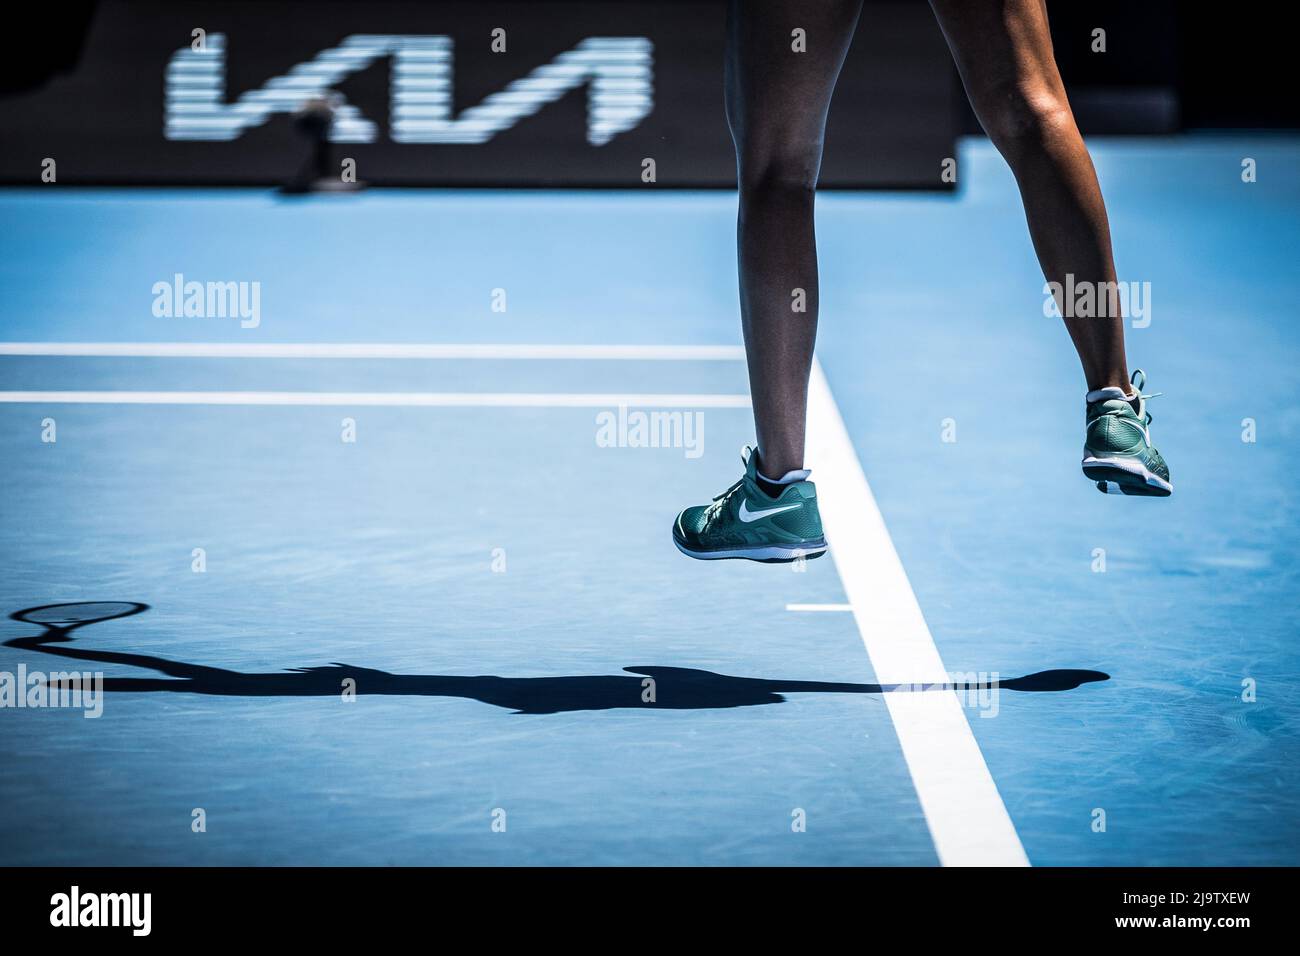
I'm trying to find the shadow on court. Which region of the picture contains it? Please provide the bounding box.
[5,603,1109,715]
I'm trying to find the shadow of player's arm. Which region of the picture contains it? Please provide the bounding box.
[4,633,237,681]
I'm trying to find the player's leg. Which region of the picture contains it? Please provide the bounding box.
[729,0,864,479]
[930,0,1171,495]
[673,0,864,561]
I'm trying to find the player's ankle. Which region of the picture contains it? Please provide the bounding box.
[754,448,810,498]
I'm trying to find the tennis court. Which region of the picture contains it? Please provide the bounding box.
[1,137,1297,866]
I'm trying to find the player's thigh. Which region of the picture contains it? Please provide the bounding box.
[724,0,863,177]
[928,0,1069,136]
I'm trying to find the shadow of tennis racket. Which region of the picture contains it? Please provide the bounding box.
[9,602,149,643]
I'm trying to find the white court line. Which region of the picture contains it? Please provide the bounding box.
[806,359,1029,867]
[0,342,748,361]
[0,391,750,408]
[786,603,854,612]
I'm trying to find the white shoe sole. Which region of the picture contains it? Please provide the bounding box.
[672,538,828,563]
[1081,455,1173,496]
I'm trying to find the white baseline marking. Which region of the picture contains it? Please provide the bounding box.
[806,359,1029,867]
[0,342,748,361]
[0,391,750,408]
[786,603,853,612]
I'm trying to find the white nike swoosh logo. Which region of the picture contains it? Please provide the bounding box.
[738,499,802,523]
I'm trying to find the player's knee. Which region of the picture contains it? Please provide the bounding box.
[736,147,821,198]
[977,83,1074,164]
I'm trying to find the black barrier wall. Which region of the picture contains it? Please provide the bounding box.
[0,0,959,188]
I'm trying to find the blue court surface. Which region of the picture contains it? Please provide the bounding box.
[1,137,1297,866]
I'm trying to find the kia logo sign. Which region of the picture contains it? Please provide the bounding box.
[165,33,655,145]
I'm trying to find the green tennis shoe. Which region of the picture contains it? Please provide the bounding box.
[673,447,827,562]
[1082,369,1173,497]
